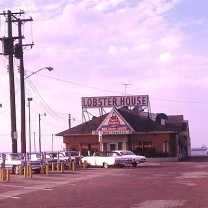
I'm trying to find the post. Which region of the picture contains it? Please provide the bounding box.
[98,130,103,151]
[7,10,18,153]
[28,98,32,156]
[17,19,26,154]
[39,114,41,153]
[68,114,71,128]
[52,134,53,152]
[34,132,36,152]
[39,113,46,153]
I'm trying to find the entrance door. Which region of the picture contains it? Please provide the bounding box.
[109,143,117,151]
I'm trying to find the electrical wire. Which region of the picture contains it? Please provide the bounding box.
[36,74,208,105]
[26,78,66,120]
[35,74,123,95]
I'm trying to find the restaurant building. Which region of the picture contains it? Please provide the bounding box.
[56,95,191,160]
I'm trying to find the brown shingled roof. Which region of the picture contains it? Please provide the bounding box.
[56,107,175,136]
[117,107,174,133]
[56,114,108,136]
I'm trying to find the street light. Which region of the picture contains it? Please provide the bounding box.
[25,67,53,79]
[28,98,32,156]
[39,113,46,153]
[19,66,53,154]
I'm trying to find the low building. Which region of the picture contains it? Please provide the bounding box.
[56,107,191,160]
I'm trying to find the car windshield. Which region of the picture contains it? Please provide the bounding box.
[46,154,52,159]
[10,153,24,160]
[107,152,120,156]
[49,153,57,158]
[30,153,41,160]
[64,152,69,157]
[59,153,65,157]
[120,151,135,156]
[71,151,79,156]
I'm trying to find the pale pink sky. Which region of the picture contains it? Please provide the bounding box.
[0,0,208,152]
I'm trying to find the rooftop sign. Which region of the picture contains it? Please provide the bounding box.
[82,95,148,108]
[93,107,134,135]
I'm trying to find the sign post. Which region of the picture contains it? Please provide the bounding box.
[98,130,103,151]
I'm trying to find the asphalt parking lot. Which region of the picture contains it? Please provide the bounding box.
[0,156,208,208]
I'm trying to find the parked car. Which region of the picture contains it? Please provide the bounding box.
[112,150,147,167]
[0,153,41,174]
[29,152,48,166]
[60,150,82,164]
[81,151,132,168]
[71,151,82,163]
[45,152,69,167]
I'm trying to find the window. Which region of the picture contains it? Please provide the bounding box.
[118,142,122,150]
[109,143,117,151]
[135,142,153,150]
[103,143,107,152]
[163,141,169,153]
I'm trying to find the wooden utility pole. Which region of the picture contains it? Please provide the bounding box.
[14,17,33,153]
[0,10,33,153]
[0,10,18,153]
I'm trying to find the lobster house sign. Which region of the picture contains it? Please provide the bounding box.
[93,108,134,135]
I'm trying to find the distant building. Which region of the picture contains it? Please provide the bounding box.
[56,106,191,160]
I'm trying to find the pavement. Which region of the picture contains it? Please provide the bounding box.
[0,156,208,208]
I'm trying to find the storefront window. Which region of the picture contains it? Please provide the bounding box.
[80,143,98,156]
[109,143,117,151]
[163,141,169,153]
[134,141,153,156]
[103,143,107,152]
[118,142,122,150]
[135,142,153,150]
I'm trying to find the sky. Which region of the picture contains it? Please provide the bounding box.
[0,0,208,152]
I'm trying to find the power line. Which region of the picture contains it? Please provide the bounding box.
[150,97,208,104]
[35,73,123,95]
[25,78,66,120]
[36,74,208,105]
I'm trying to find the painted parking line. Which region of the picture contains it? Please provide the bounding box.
[0,184,52,191]
[0,194,20,199]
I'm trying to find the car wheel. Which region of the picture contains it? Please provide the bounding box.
[34,169,41,174]
[103,163,109,168]
[13,165,20,175]
[86,163,91,168]
[132,162,137,167]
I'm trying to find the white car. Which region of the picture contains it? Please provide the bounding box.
[45,152,69,166]
[113,150,147,167]
[0,153,41,174]
[81,152,132,168]
[59,151,81,163]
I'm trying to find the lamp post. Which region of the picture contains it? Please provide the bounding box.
[25,67,53,79]
[39,113,46,153]
[52,134,53,152]
[28,98,32,156]
[21,66,53,154]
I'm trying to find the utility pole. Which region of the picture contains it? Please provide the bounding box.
[18,18,26,154]
[0,10,33,153]
[68,114,71,129]
[15,17,33,154]
[0,10,18,153]
[12,11,33,154]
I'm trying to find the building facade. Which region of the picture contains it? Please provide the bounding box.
[56,107,191,160]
